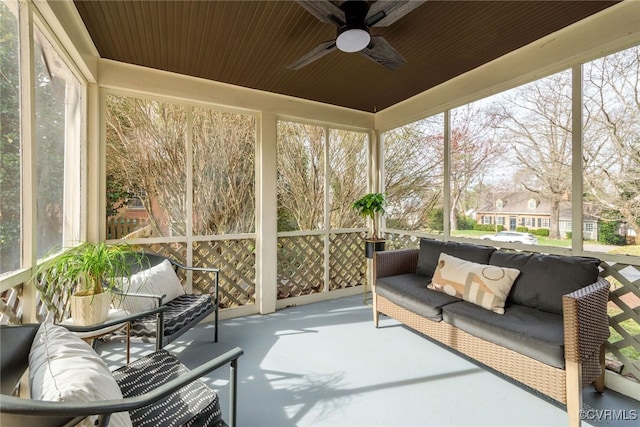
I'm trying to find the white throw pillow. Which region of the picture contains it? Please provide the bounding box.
[29,322,132,427]
[428,253,520,314]
[117,259,185,313]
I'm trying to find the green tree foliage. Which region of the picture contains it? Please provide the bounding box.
[351,193,386,239]
[426,207,445,232]
[532,228,550,237]
[456,215,476,230]
[598,220,626,245]
[105,174,133,219]
[474,224,505,232]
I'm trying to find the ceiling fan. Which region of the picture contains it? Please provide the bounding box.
[287,0,425,71]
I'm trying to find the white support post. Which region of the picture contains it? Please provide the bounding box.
[256,112,277,314]
[20,0,36,323]
[571,65,584,253]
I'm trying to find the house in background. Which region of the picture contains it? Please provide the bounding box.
[476,192,599,240]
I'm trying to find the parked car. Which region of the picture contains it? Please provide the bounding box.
[481,231,538,245]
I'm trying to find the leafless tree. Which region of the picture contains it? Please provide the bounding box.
[277,122,325,231]
[583,46,640,236]
[449,104,504,230]
[106,96,256,237]
[493,71,573,239]
[383,117,444,231]
[106,96,187,236]
[276,122,368,231]
[328,129,368,229]
[192,108,256,235]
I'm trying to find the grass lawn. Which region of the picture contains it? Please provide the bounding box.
[451,230,572,248]
[608,245,640,256]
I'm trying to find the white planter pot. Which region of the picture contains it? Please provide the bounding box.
[70,292,110,326]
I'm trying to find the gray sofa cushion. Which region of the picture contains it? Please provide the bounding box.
[416,238,496,278]
[442,301,565,368]
[376,273,461,321]
[489,251,600,315]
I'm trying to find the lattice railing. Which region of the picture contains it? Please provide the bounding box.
[0,284,23,325]
[277,234,324,299]
[384,232,421,250]
[136,242,188,282]
[136,240,256,309]
[329,232,366,291]
[599,262,640,382]
[192,239,255,308]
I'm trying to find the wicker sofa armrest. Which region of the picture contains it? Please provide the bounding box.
[375,248,419,279]
[562,278,610,386]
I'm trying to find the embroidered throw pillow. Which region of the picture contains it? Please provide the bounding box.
[428,253,520,314]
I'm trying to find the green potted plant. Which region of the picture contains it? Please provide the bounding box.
[35,242,141,325]
[351,192,387,258]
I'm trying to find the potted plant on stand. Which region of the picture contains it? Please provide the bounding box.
[35,242,140,325]
[352,192,387,259]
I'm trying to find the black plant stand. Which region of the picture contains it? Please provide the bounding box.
[364,239,385,305]
[365,239,386,259]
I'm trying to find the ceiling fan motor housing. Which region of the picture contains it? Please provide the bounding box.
[336,0,371,52]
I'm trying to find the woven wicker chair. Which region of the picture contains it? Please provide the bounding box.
[0,323,242,427]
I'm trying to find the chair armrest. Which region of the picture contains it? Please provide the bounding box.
[59,306,167,333]
[0,347,243,424]
[111,289,166,306]
[375,249,419,279]
[562,278,610,365]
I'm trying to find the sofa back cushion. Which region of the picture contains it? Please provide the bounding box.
[489,251,601,315]
[416,238,496,278]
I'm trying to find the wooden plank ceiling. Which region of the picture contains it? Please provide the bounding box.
[73,0,619,112]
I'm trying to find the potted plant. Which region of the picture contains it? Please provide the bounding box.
[351,192,387,258]
[35,242,141,325]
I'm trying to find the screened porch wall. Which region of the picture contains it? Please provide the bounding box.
[2,0,640,400]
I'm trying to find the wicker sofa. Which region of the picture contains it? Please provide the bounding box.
[373,238,610,427]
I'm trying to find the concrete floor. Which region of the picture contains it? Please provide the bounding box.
[97,295,639,427]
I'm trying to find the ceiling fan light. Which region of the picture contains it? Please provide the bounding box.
[336,28,370,53]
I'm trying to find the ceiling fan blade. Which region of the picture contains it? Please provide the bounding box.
[366,0,426,27]
[359,36,406,70]
[287,40,338,70]
[296,0,345,26]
